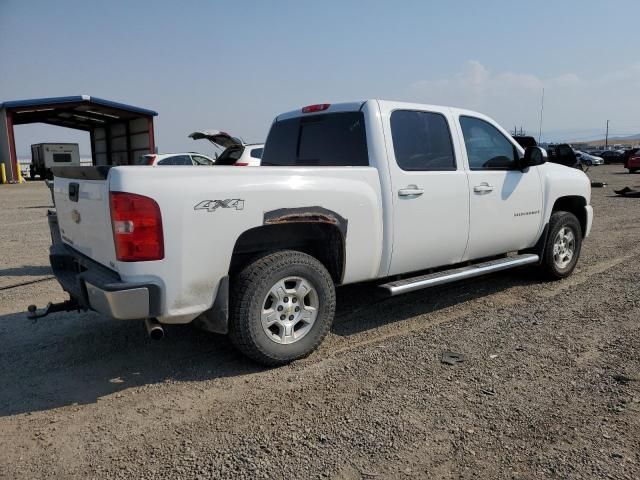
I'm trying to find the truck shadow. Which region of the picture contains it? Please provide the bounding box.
[0,265,53,277]
[332,268,540,336]
[0,269,542,417]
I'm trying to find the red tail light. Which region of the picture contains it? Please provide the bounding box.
[147,154,157,165]
[302,103,330,113]
[234,162,249,166]
[110,192,164,262]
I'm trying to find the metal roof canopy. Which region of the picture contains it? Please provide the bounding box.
[0,95,158,182]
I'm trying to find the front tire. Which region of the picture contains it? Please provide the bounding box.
[541,211,582,279]
[229,250,336,366]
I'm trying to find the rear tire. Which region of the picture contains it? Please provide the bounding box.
[228,250,336,366]
[541,211,582,279]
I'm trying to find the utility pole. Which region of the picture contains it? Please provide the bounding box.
[538,88,545,143]
[605,120,609,150]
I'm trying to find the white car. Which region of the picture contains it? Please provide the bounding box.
[575,150,604,166]
[189,130,264,166]
[136,152,216,166]
[43,100,593,366]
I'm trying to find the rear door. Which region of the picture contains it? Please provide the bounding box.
[457,115,543,260]
[382,104,470,275]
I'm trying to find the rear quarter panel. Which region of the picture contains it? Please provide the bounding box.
[108,166,383,323]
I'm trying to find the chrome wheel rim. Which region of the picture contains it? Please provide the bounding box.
[261,276,319,344]
[552,227,575,269]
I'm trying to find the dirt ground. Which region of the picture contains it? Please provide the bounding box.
[0,165,639,479]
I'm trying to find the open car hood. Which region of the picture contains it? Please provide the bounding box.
[188,130,243,149]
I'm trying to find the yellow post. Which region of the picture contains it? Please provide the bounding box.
[0,163,6,184]
[17,163,24,183]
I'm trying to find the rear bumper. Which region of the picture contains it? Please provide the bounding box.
[49,241,162,320]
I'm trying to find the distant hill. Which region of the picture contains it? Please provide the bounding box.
[572,133,640,146]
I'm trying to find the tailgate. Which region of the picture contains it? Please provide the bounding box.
[52,167,116,268]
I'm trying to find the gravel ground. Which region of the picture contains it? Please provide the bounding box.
[0,166,639,479]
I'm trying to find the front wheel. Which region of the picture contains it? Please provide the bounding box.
[229,250,336,366]
[541,211,582,279]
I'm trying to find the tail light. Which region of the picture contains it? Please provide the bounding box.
[234,162,249,166]
[302,103,330,113]
[110,192,164,262]
[146,154,157,165]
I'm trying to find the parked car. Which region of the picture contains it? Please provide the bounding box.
[574,150,604,166]
[546,144,580,168]
[600,150,625,164]
[512,135,538,148]
[189,130,264,166]
[40,100,593,366]
[136,152,216,166]
[623,148,639,170]
[626,150,640,173]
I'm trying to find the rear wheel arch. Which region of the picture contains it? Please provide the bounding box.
[229,222,346,285]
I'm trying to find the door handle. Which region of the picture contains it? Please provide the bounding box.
[473,183,494,193]
[398,186,424,197]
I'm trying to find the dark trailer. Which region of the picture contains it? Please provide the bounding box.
[0,95,158,183]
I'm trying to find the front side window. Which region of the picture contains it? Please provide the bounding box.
[390,110,456,171]
[460,116,518,170]
[261,112,368,167]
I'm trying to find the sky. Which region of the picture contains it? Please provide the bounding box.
[2,0,639,157]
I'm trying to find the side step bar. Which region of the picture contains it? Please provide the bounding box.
[379,254,539,296]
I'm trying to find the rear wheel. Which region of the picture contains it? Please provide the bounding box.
[541,211,582,279]
[229,250,336,366]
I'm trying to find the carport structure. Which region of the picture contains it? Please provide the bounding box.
[0,95,158,183]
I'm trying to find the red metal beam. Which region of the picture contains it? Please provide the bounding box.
[6,111,19,182]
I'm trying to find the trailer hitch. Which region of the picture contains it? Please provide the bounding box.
[27,298,81,321]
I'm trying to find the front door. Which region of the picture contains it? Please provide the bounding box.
[457,115,543,260]
[383,105,470,276]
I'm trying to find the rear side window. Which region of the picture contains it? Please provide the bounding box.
[460,116,518,170]
[390,110,456,171]
[250,148,263,159]
[261,112,368,167]
[158,155,192,166]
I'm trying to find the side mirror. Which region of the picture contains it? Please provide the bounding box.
[521,146,547,170]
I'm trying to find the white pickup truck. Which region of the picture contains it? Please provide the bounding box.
[37,100,593,365]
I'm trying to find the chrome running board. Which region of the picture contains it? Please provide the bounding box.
[379,254,539,296]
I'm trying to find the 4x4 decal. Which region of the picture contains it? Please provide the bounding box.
[194,199,245,212]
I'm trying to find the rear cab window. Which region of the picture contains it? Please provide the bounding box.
[390,110,456,171]
[261,112,368,166]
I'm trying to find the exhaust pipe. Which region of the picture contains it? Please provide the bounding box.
[145,318,164,340]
